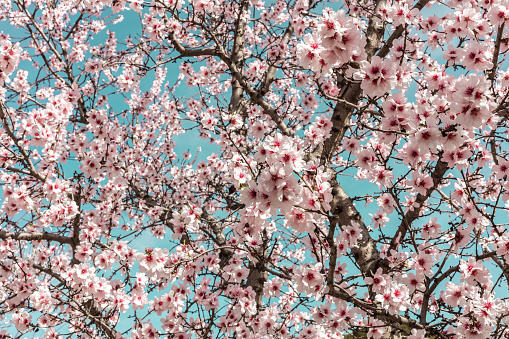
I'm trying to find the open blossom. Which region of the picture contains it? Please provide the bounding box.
[370,209,389,228]
[356,148,376,169]
[80,156,102,179]
[264,277,283,298]
[377,193,396,214]
[84,59,104,74]
[111,290,130,313]
[411,251,434,277]
[0,39,22,85]
[460,42,493,72]
[444,44,463,63]
[30,288,54,313]
[41,200,79,227]
[95,250,116,269]
[338,222,363,248]
[318,9,365,66]
[365,268,387,294]
[1,185,34,216]
[388,3,419,26]
[287,207,314,233]
[137,248,168,277]
[356,56,397,97]
[294,264,325,299]
[12,309,31,331]
[470,293,503,327]
[411,171,434,195]
[397,141,426,167]
[421,217,441,240]
[442,147,472,169]
[408,329,427,339]
[43,179,69,200]
[487,4,509,26]
[369,167,394,189]
[492,159,509,180]
[460,257,491,286]
[457,315,492,339]
[495,236,509,260]
[367,319,386,338]
[297,34,324,72]
[413,127,440,152]
[452,74,489,105]
[75,243,93,262]
[374,281,410,315]
[402,272,425,293]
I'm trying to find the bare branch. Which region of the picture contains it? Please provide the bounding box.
[388,159,449,252]
[0,230,74,245]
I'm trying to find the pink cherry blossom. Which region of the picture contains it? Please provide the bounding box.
[356,56,397,97]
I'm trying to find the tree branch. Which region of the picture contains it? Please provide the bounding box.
[489,23,505,82]
[376,0,431,59]
[0,230,74,245]
[0,105,45,182]
[388,159,449,252]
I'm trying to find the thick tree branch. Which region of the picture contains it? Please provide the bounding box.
[225,58,292,135]
[326,219,337,293]
[316,0,397,279]
[167,31,217,57]
[489,23,505,82]
[330,177,381,275]
[199,211,232,266]
[329,285,449,339]
[319,83,363,164]
[258,24,294,97]
[244,230,269,308]
[0,230,74,245]
[376,0,431,59]
[229,0,248,116]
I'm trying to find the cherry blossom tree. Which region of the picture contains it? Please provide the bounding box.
[1,0,509,338]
